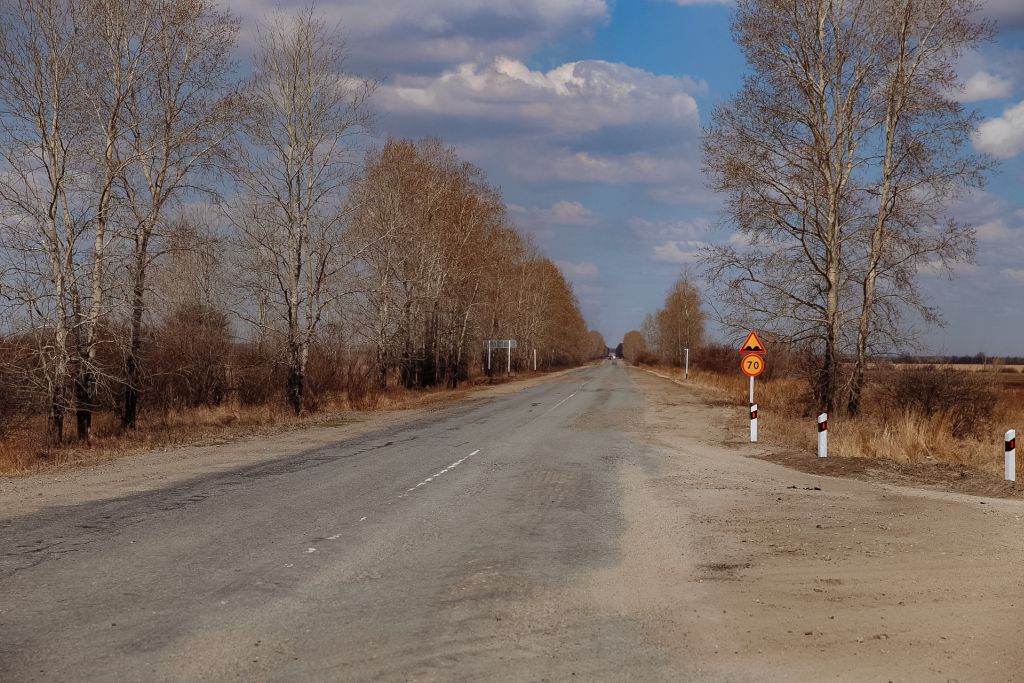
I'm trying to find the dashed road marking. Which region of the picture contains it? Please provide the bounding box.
[405,449,481,495]
[540,391,577,417]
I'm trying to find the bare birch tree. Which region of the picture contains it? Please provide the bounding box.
[230,8,374,415]
[118,0,239,428]
[703,0,990,413]
[0,0,83,442]
[846,0,991,414]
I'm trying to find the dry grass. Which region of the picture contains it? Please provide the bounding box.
[0,372,533,476]
[642,363,1024,478]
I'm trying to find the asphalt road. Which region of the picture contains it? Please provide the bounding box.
[1,362,669,682]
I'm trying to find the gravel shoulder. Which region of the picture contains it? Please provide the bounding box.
[608,368,1024,682]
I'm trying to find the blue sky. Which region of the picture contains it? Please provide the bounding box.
[232,0,1024,354]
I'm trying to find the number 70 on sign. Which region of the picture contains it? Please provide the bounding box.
[742,354,765,377]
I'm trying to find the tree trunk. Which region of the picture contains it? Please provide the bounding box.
[122,260,147,429]
[75,359,93,440]
[286,339,304,416]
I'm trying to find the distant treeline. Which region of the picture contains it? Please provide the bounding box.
[889,355,1024,366]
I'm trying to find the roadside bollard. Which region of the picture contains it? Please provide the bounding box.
[750,403,758,443]
[817,413,828,458]
[1006,429,1016,482]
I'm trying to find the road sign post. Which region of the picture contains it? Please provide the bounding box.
[739,332,767,442]
[484,340,517,379]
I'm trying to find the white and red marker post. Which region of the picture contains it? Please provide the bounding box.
[1006,429,1016,482]
[817,413,828,458]
[750,404,758,443]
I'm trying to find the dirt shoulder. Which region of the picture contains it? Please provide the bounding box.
[634,365,1024,500]
[0,367,586,519]
[598,366,1024,682]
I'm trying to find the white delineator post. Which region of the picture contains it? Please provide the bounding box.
[685,348,689,380]
[1005,429,1016,482]
[507,344,512,376]
[533,348,537,371]
[487,344,492,372]
[750,404,758,443]
[817,413,828,458]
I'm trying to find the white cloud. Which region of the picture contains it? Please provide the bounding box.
[510,200,595,226]
[556,260,599,279]
[630,217,711,242]
[503,147,696,184]
[652,240,708,264]
[960,70,1013,102]
[380,57,703,135]
[972,99,1024,158]
[976,219,1016,242]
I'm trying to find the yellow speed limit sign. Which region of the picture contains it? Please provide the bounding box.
[741,354,765,377]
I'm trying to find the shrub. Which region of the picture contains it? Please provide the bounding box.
[879,367,996,439]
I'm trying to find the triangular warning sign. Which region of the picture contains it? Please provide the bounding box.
[739,331,766,354]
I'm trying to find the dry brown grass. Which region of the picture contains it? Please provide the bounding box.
[643,363,1024,478]
[0,371,535,476]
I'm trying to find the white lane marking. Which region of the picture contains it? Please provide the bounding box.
[405,449,480,494]
[541,391,577,417]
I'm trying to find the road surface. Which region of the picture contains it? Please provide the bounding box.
[2,362,1023,681]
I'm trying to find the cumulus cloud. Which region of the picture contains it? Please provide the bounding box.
[959,70,1013,102]
[380,58,703,136]
[972,99,1024,158]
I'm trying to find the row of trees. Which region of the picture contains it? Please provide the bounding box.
[0,1,599,445]
[702,0,992,414]
[621,272,705,366]
[347,138,602,393]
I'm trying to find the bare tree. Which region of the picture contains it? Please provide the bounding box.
[0,0,83,442]
[622,330,646,363]
[703,0,877,412]
[118,0,239,428]
[703,0,989,413]
[657,272,704,366]
[846,0,991,414]
[230,8,374,415]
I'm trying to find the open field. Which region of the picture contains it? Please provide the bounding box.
[638,362,1024,482]
[889,363,1024,386]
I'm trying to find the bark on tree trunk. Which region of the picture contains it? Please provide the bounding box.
[122,262,147,430]
[286,339,304,416]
